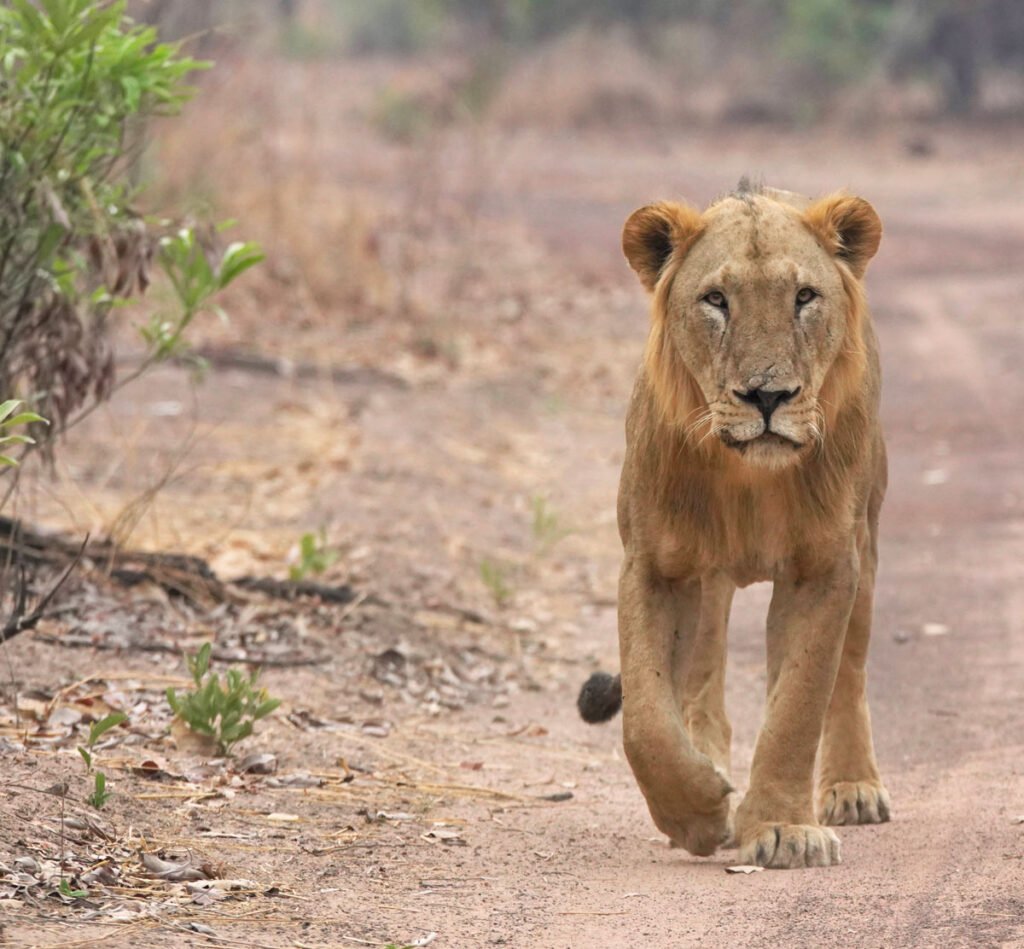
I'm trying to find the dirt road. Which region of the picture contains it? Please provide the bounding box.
[3,123,1023,947]
[311,126,1024,948]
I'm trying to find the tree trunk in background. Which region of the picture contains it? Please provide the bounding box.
[134,0,216,50]
[931,7,983,113]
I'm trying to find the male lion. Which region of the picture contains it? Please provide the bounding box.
[578,181,888,869]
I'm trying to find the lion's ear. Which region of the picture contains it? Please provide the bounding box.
[804,193,882,278]
[622,202,703,292]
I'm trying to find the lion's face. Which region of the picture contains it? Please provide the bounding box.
[666,197,852,469]
[623,188,881,471]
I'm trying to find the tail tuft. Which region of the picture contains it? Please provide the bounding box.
[577,672,622,724]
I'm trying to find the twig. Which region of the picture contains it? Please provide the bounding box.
[1,534,88,642]
[162,919,298,949]
[155,345,408,390]
[32,634,330,668]
[0,515,369,608]
[232,575,363,605]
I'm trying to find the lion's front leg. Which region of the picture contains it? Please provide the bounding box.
[818,532,890,826]
[734,549,858,869]
[619,559,733,857]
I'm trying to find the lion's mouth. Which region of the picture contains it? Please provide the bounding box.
[719,431,803,452]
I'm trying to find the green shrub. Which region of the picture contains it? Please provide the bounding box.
[780,0,893,85]
[0,0,259,458]
[167,643,281,756]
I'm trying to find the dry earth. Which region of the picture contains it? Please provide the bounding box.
[1,116,1023,949]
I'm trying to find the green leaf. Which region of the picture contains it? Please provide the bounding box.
[190,642,212,683]
[87,770,109,809]
[88,711,127,747]
[35,222,66,263]
[58,878,89,900]
[0,412,48,429]
[0,400,23,423]
[254,698,281,719]
[77,746,92,769]
[216,241,264,288]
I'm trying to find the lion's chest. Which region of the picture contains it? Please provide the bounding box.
[652,481,797,585]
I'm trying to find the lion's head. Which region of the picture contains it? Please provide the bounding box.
[623,182,881,471]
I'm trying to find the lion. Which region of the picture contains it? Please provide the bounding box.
[577,180,889,869]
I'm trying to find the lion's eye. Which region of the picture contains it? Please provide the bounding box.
[795,287,818,307]
[702,290,728,310]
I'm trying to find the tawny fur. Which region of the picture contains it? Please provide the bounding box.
[595,183,890,869]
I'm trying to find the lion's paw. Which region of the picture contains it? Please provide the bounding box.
[637,756,734,857]
[648,774,734,856]
[661,807,732,857]
[819,781,891,826]
[738,823,841,869]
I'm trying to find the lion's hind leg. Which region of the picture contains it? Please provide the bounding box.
[678,572,734,781]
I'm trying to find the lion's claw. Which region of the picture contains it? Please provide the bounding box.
[819,781,891,826]
[738,823,841,869]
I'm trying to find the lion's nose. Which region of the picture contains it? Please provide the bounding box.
[734,386,801,421]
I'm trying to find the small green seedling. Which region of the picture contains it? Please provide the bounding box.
[77,712,127,810]
[58,879,88,900]
[86,771,111,809]
[289,528,339,581]
[166,643,281,756]
[530,495,571,553]
[479,557,513,607]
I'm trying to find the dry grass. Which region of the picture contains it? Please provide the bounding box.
[144,50,591,388]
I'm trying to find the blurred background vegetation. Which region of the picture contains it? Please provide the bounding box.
[114,0,1024,370]
[131,0,1024,118]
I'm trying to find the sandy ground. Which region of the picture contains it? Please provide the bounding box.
[2,118,1023,948]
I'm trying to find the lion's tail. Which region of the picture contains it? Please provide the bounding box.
[576,672,622,724]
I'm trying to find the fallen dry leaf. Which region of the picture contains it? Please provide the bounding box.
[266,773,324,788]
[421,829,465,845]
[131,758,182,782]
[81,865,119,886]
[725,865,764,875]
[141,853,210,882]
[238,752,278,774]
[539,791,574,802]
[15,694,51,721]
[188,881,227,905]
[47,706,83,728]
[507,723,548,738]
